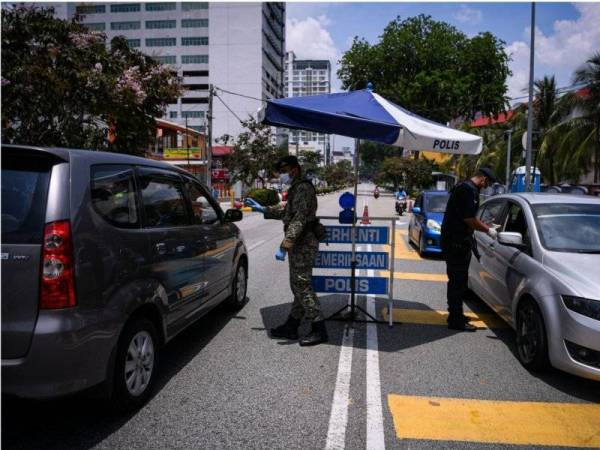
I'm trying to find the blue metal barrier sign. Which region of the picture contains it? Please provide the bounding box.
[325,226,389,244]
[314,251,389,270]
[312,276,388,295]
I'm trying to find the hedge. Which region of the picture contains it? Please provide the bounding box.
[246,188,280,206]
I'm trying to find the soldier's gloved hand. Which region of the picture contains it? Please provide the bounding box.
[487,227,498,240]
[280,238,294,250]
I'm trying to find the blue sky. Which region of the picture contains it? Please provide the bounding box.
[286,2,599,100]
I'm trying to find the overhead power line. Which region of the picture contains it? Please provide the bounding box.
[214,86,266,103]
[213,91,244,124]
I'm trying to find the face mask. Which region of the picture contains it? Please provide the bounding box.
[280,173,291,185]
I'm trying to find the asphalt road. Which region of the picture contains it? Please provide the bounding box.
[3,184,599,450]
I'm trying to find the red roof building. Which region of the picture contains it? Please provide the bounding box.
[470,110,514,128]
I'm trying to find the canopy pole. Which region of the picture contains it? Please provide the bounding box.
[350,139,359,319]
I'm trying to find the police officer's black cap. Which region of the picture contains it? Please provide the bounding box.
[276,155,300,170]
[477,167,497,183]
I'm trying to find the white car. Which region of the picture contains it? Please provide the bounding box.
[469,193,600,381]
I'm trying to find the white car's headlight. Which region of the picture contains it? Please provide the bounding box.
[562,296,600,321]
[426,219,441,232]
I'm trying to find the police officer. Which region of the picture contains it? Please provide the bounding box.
[441,167,498,331]
[256,155,328,346]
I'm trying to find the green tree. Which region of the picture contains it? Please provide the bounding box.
[1,5,182,154]
[338,15,510,123]
[323,160,354,188]
[553,53,600,183]
[375,157,433,192]
[219,117,287,188]
[298,150,323,176]
[358,141,403,179]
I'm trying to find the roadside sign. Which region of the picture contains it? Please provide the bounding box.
[314,251,389,270]
[325,226,389,244]
[312,276,388,295]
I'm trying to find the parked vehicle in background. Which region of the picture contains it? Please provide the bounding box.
[1,145,248,409]
[469,193,600,381]
[408,191,450,255]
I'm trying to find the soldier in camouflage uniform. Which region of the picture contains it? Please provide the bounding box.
[260,155,328,346]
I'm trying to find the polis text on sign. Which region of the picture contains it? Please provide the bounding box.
[312,276,388,295]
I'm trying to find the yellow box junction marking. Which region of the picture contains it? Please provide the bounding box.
[383,230,421,261]
[381,308,507,329]
[379,271,447,282]
[388,394,600,448]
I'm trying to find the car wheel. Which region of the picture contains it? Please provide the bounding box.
[113,318,159,411]
[226,260,248,311]
[515,299,549,371]
[418,232,425,256]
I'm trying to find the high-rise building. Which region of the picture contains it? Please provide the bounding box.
[49,2,285,144]
[284,51,331,163]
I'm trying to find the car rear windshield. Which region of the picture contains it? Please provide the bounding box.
[533,203,600,253]
[425,194,449,213]
[1,154,53,244]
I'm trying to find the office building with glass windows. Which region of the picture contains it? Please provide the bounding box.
[50,2,285,144]
[284,51,331,163]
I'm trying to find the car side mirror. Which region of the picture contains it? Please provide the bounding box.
[412,207,421,214]
[498,231,524,248]
[224,208,243,223]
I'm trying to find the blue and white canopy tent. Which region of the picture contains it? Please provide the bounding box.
[258,88,483,155]
[258,87,483,325]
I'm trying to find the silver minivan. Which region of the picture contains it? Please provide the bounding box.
[1,145,248,409]
[469,193,600,381]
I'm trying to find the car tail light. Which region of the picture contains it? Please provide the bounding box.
[40,220,76,309]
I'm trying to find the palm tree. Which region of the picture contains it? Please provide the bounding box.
[532,76,570,186]
[554,53,600,183]
[455,125,506,179]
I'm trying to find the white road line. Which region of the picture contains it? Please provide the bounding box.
[247,239,266,252]
[365,243,386,450]
[325,325,355,450]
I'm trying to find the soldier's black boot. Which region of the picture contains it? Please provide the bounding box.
[270,316,301,340]
[299,320,328,346]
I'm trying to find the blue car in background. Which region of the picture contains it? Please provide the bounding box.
[408,191,450,255]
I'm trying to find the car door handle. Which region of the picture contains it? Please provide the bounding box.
[155,243,167,255]
[176,245,186,253]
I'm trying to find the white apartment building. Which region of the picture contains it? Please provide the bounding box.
[51,2,285,144]
[284,51,331,163]
[332,147,354,167]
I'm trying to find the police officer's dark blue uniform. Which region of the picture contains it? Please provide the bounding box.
[441,168,498,331]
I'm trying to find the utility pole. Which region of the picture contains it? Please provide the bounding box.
[207,84,214,188]
[505,129,513,190]
[525,2,536,191]
[185,114,190,170]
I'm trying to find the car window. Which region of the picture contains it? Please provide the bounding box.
[478,200,506,226]
[425,194,449,213]
[532,203,600,253]
[1,153,53,244]
[184,180,219,225]
[91,165,139,228]
[138,169,190,228]
[504,202,530,247]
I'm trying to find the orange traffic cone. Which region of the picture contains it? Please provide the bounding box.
[360,204,371,224]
